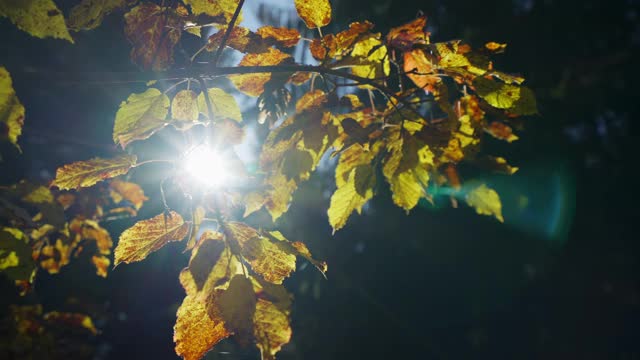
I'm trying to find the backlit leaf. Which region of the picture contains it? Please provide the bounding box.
[124,3,182,70]
[465,184,504,222]
[182,0,240,22]
[0,67,25,150]
[328,168,373,232]
[197,88,242,122]
[91,255,110,277]
[473,77,537,115]
[52,154,137,190]
[113,88,170,148]
[114,211,189,265]
[254,298,292,360]
[486,121,519,142]
[174,292,229,360]
[172,90,199,122]
[0,0,73,42]
[294,0,331,29]
[67,0,128,31]
[350,34,390,81]
[230,48,292,97]
[43,312,98,335]
[256,26,300,47]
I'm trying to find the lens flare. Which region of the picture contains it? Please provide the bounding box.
[184,145,229,187]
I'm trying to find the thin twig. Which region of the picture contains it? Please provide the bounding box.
[211,0,245,67]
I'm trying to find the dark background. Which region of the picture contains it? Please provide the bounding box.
[1,0,639,359]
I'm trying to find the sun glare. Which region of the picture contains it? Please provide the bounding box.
[184,145,230,187]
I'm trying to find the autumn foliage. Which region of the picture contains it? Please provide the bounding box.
[0,0,537,359]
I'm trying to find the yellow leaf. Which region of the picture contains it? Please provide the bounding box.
[67,0,127,31]
[21,185,53,204]
[294,0,331,29]
[109,179,148,210]
[383,132,430,212]
[351,35,390,81]
[328,168,372,232]
[0,67,25,150]
[465,184,504,222]
[265,231,327,276]
[197,88,242,122]
[182,0,240,22]
[91,255,110,278]
[113,88,169,148]
[485,41,507,53]
[80,219,113,255]
[114,211,190,265]
[172,89,199,122]
[174,293,229,360]
[0,251,18,270]
[254,298,292,360]
[230,48,292,97]
[52,154,137,190]
[124,3,182,70]
[0,0,73,42]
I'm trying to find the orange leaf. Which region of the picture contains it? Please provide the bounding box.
[386,16,429,51]
[256,26,301,47]
[294,0,332,29]
[91,255,110,278]
[114,211,189,266]
[403,49,440,92]
[51,154,137,190]
[110,179,148,210]
[486,121,519,142]
[230,48,292,97]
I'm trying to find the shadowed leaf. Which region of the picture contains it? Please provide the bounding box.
[0,67,24,150]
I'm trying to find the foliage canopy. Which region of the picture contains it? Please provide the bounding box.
[0,0,536,359]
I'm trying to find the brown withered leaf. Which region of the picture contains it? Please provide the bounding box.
[124,3,182,71]
[206,26,266,53]
[109,179,148,211]
[51,154,137,190]
[486,121,519,142]
[230,48,292,97]
[114,211,189,266]
[294,0,332,29]
[254,298,292,360]
[386,16,429,51]
[256,26,301,47]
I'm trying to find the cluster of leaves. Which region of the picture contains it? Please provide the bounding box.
[0,304,98,359]
[0,0,537,359]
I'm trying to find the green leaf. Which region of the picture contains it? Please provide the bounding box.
[0,67,24,150]
[67,0,128,31]
[171,90,199,122]
[197,88,243,122]
[113,88,169,148]
[0,0,73,42]
[473,77,537,115]
[0,227,35,282]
